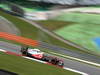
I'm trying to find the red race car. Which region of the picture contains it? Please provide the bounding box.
[21,46,64,67]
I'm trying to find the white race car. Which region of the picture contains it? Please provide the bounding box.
[21,46,64,67]
[21,47,44,59]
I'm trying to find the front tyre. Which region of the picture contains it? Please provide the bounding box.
[57,61,64,67]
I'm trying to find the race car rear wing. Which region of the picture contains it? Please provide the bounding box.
[21,46,29,52]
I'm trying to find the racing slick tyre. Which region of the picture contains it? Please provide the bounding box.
[57,61,64,67]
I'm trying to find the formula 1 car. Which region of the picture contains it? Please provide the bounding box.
[21,46,64,67]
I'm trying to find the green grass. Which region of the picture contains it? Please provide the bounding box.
[55,23,100,54]
[36,20,100,55]
[0,52,79,75]
[53,12,100,24]
[36,20,74,31]
[0,10,87,52]
[50,12,100,54]
[0,4,11,11]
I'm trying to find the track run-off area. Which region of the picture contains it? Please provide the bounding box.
[0,32,100,75]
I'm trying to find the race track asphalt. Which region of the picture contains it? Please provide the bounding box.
[39,41,100,64]
[0,41,100,75]
[0,16,20,35]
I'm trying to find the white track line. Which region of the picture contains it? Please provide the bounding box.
[23,56,45,63]
[0,49,7,52]
[0,49,88,75]
[23,55,88,75]
[50,52,100,67]
[63,67,88,75]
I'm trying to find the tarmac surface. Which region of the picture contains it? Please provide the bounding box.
[0,16,20,35]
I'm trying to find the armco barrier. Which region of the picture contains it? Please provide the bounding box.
[0,32,39,46]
